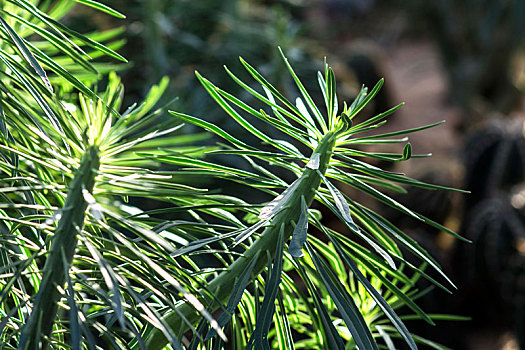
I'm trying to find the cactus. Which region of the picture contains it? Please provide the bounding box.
[459,119,525,347]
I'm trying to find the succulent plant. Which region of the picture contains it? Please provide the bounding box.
[0,1,465,349]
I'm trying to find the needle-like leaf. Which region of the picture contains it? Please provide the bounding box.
[248,226,284,350]
[330,237,417,349]
[308,244,379,350]
[0,15,53,91]
[289,196,308,258]
[205,251,260,341]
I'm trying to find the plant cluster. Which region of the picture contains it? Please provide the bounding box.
[106,0,317,124]
[0,1,465,349]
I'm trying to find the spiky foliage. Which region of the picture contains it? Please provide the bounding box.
[0,1,465,349]
[0,0,126,92]
[140,50,468,349]
[110,0,317,122]
[0,2,228,348]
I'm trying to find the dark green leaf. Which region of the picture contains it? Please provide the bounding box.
[289,196,308,258]
[248,225,284,350]
[74,0,126,18]
[307,244,378,350]
[330,237,417,350]
[205,251,260,341]
[296,261,346,350]
[402,143,412,160]
[0,15,52,91]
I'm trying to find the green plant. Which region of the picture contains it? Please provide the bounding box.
[111,0,317,124]
[0,1,466,349]
[140,50,468,349]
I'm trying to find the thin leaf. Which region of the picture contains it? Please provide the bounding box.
[344,102,404,135]
[63,251,81,350]
[275,291,295,350]
[74,0,126,18]
[318,171,358,231]
[348,78,384,119]
[9,0,127,62]
[196,72,273,145]
[0,15,52,91]
[295,261,345,350]
[289,196,308,258]
[335,154,469,193]
[224,66,314,133]
[172,231,238,258]
[205,251,260,341]
[326,67,337,122]
[296,97,320,144]
[108,224,227,342]
[343,172,420,221]
[233,219,267,246]
[248,225,285,350]
[358,121,446,140]
[278,47,327,133]
[376,326,396,350]
[259,177,302,220]
[84,240,125,329]
[330,238,417,349]
[318,172,397,269]
[239,57,301,120]
[0,54,64,135]
[170,111,254,150]
[350,203,456,290]
[216,91,312,145]
[307,244,378,350]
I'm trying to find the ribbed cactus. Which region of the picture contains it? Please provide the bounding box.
[459,119,525,348]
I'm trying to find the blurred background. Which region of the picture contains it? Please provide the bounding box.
[67,0,525,348]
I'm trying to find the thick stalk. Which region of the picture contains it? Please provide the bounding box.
[18,146,100,350]
[144,132,337,349]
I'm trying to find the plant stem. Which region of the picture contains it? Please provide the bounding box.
[143,132,337,349]
[18,146,100,350]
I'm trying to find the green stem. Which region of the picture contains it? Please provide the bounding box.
[144,132,337,349]
[18,146,100,350]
